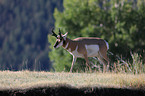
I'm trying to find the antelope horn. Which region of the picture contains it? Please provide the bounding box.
[59,28,63,39]
[51,28,58,38]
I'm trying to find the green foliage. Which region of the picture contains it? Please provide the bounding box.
[49,0,145,72]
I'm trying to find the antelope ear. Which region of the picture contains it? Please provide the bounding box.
[63,32,68,40]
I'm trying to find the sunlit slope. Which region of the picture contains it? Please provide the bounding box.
[0,71,144,90]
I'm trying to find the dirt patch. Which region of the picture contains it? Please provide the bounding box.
[0,86,144,96]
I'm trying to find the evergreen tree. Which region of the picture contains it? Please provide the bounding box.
[49,0,145,72]
[0,0,63,70]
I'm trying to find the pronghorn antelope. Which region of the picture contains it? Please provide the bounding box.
[51,28,109,72]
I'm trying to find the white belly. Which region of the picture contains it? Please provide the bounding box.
[85,45,99,57]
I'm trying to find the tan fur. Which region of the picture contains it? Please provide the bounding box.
[63,37,107,54]
[54,33,109,72]
[61,37,109,72]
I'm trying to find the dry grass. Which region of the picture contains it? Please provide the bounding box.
[0,71,144,90]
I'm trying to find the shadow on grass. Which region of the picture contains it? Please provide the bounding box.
[0,86,144,96]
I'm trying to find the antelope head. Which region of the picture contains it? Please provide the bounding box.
[52,28,68,48]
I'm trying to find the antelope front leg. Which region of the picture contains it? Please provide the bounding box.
[70,56,77,73]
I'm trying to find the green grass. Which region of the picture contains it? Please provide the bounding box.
[0,71,144,90]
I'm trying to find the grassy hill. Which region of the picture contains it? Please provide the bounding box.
[0,71,144,96]
[0,71,144,90]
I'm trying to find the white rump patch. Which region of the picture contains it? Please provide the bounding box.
[104,40,109,50]
[85,45,99,57]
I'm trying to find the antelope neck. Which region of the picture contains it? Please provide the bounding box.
[62,38,77,52]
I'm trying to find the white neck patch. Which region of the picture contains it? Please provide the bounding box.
[64,42,69,49]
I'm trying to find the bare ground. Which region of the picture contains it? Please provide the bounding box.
[0,86,144,96]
